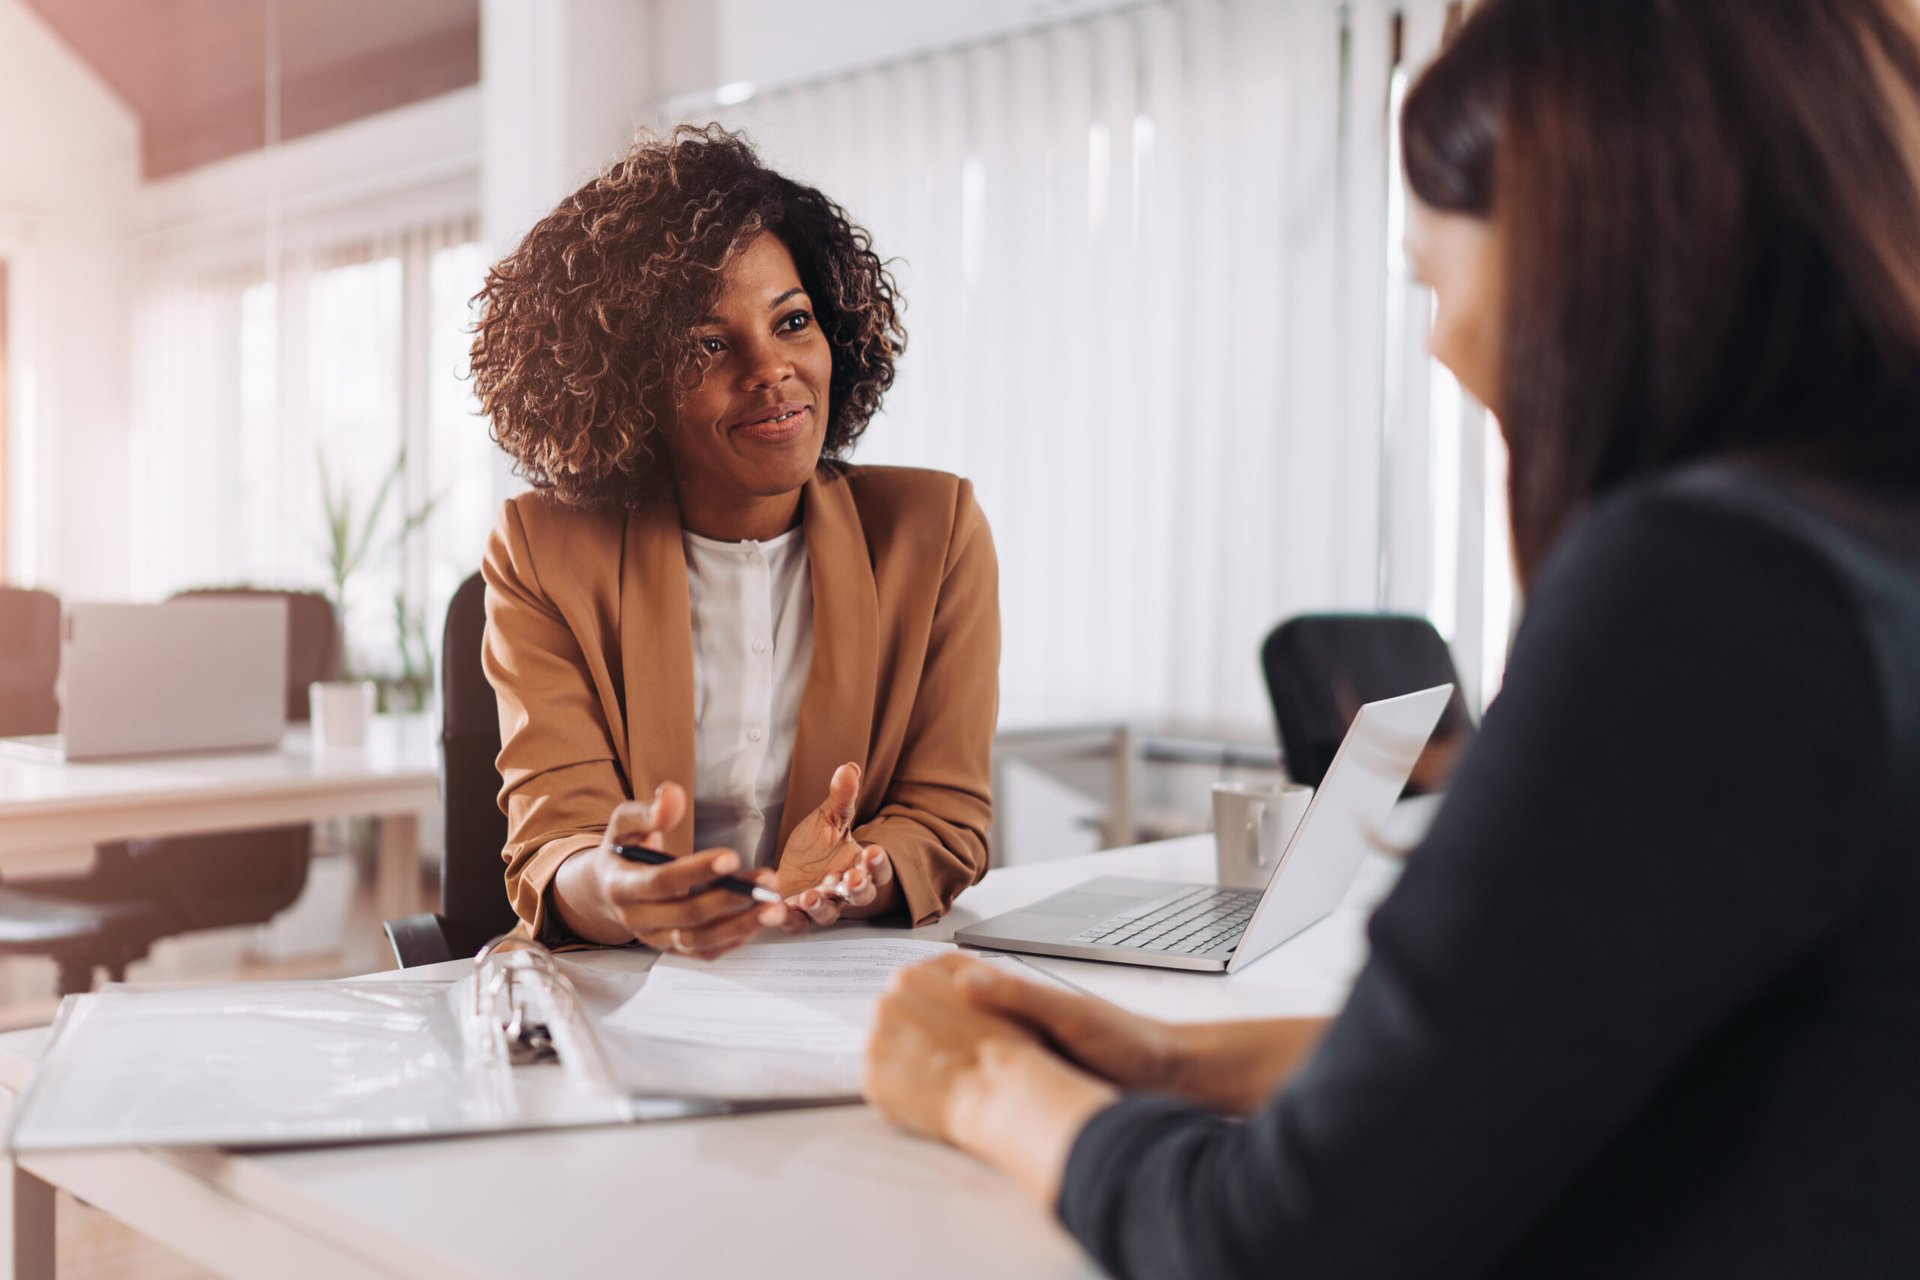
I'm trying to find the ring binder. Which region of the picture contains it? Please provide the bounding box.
[6,937,644,1153]
[7,937,1015,1154]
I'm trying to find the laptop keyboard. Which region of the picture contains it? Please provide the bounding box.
[1067,885,1262,955]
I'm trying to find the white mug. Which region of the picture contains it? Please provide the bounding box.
[309,680,377,750]
[1212,781,1314,890]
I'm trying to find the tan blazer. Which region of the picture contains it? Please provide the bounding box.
[481,465,999,936]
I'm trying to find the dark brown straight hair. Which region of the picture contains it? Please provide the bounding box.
[1403,0,1920,582]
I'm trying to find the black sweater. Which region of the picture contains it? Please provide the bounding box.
[1058,461,1920,1279]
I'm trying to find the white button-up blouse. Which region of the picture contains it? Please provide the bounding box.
[682,525,815,868]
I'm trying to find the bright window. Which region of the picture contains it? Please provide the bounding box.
[130,221,496,699]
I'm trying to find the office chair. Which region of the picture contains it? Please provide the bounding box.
[0,585,164,991]
[1261,613,1477,795]
[0,585,60,736]
[383,571,520,967]
[177,587,343,721]
[0,588,340,994]
[0,585,168,991]
[104,587,341,931]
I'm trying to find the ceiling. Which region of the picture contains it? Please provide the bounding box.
[23,0,480,179]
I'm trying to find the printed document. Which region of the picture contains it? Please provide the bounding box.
[570,938,1068,1101]
[605,939,965,1055]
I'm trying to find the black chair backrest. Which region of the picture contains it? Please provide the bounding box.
[0,585,61,736]
[172,587,342,721]
[1261,613,1477,792]
[441,572,519,939]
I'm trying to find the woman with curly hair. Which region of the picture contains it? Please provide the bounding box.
[471,125,996,956]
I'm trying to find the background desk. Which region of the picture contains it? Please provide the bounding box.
[0,834,1402,1280]
[0,715,438,924]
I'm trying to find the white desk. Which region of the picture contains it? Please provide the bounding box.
[0,715,439,924]
[0,835,1401,1280]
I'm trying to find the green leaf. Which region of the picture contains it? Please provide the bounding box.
[317,443,447,695]
[393,491,445,544]
[347,451,404,580]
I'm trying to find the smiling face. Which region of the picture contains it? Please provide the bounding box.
[667,231,833,540]
[1406,198,1504,415]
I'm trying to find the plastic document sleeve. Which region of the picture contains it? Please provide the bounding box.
[5,936,846,1154]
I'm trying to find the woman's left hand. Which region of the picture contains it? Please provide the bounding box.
[773,762,899,926]
[864,953,1041,1140]
[865,955,1119,1204]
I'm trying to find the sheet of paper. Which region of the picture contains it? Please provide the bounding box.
[603,939,956,1055]
[577,940,1074,1100]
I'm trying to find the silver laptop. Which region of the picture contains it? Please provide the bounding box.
[0,600,289,761]
[956,685,1452,973]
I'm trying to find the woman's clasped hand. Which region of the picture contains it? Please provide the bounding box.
[863,955,1124,1199]
[864,954,1334,1201]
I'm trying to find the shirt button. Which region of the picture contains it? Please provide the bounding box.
[747,727,764,743]
[747,808,762,822]
[752,639,767,654]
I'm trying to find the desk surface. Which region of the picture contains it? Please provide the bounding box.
[0,714,436,817]
[0,836,1400,1280]
[0,714,440,925]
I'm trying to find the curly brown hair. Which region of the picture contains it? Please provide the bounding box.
[470,124,904,510]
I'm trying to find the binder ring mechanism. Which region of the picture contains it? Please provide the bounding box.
[460,940,625,1120]
[472,935,570,1067]
[467,935,622,1122]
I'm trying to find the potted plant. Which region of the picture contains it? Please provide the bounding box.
[311,446,440,747]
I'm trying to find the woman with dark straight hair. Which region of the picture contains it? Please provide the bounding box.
[862,1,1920,1276]
[1403,0,1920,579]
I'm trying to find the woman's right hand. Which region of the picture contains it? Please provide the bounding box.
[553,782,791,957]
[956,964,1181,1094]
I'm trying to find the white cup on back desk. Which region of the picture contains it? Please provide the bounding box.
[309,680,376,750]
[1212,780,1314,890]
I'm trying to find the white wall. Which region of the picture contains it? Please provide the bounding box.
[480,0,661,254]
[0,0,139,598]
[138,88,481,269]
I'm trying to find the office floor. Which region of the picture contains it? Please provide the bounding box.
[56,1194,217,1280]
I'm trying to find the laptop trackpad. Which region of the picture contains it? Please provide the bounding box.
[1031,890,1150,919]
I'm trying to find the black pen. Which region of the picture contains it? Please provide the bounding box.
[610,844,784,904]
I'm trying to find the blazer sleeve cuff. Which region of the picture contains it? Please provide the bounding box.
[854,816,982,927]
[508,833,603,944]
